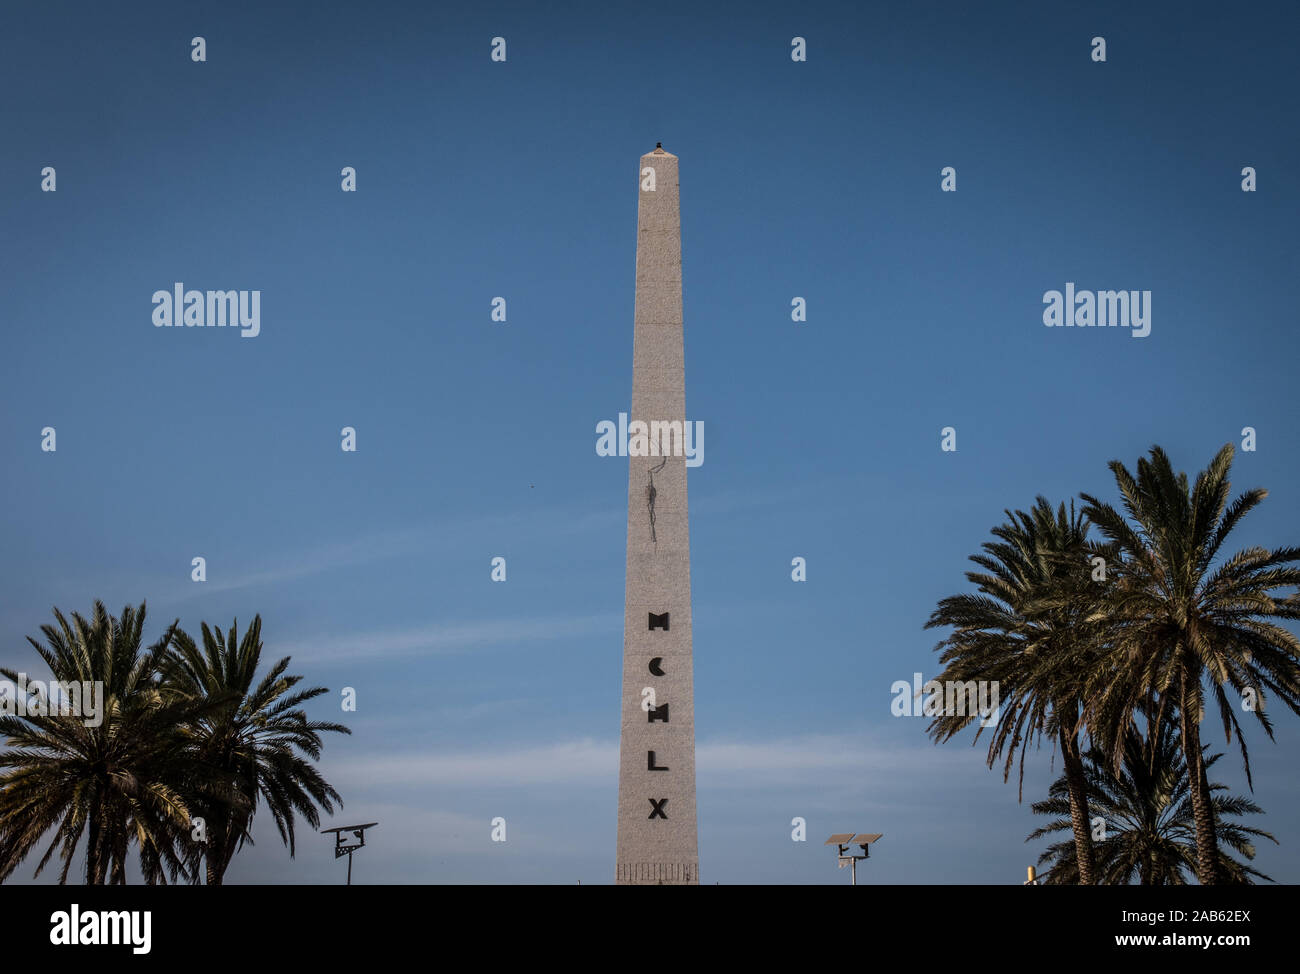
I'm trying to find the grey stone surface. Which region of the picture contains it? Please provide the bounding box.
[615,146,699,885]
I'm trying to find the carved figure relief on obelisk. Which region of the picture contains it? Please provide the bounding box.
[615,144,699,885]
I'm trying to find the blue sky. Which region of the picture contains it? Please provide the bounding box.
[2,0,1299,883]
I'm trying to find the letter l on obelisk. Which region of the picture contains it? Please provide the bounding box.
[615,144,699,885]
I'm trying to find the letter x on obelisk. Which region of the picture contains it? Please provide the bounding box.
[615,144,699,885]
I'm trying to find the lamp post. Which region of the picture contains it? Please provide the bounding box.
[321,823,378,885]
[824,833,882,885]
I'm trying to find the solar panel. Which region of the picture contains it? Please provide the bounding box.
[825,833,856,845]
[850,833,883,845]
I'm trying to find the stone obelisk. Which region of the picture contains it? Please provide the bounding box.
[615,144,699,885]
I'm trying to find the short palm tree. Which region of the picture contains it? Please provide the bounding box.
[1028,712,1275,884]
[0,602,208,884]
[926,497,1113,884]
[162,616,351,884]
[1081,444,1300,884]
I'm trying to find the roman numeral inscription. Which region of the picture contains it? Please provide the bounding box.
[615,144,699,885]
[616,863,693,884]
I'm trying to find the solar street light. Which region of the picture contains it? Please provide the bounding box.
[321,822,378,885]
[825,832,882,885]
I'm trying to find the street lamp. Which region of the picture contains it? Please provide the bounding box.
[825,832,882,885]
[321,822,378,885]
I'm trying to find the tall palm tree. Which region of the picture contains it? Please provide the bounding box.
[0,602,210,884]
[1028,712,1275,884]
[926,497,1112,884]
[161,616,350,884]
[1081,444,1300,884]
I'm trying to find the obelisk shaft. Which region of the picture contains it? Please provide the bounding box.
[615,146,699,885]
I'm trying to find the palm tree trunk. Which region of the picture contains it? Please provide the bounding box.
[85,777,110,885]
[206,810,228,885]
[1058,713,1096,885]
[206,828,223,886]
[213,812,249,885]
[1179,670,1220,884]
[86,808,101,885]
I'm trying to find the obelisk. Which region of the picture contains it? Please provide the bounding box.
[615,144,699,885]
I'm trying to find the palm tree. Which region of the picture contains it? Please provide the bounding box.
[0,602,209,884]
[1081,444,1300,884]
[926,497,1113,884]
[1028,712,1276,884]
[161,616,350,884]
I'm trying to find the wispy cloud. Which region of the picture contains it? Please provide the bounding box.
[331,738,614,788]
[327,732,970,790]
[155,479,846,605]
[280,613,621,664]
[138,503,626,607]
